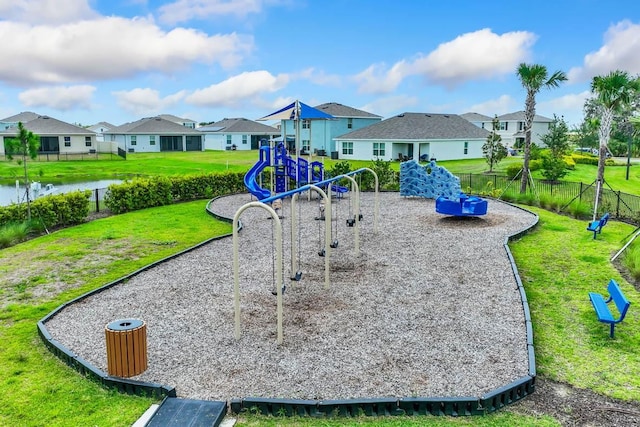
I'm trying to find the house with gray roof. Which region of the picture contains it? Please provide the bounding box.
[157,114,198,129]
[105,116,203,153]
[334,112,490,161]
[462,111,553,148]
[278,102,382,155]
[198,118,279,151]
[0,113,96,156]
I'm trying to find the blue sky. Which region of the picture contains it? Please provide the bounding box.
[0,0,638,128]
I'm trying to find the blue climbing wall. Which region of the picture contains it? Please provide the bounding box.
[400,160,462,201]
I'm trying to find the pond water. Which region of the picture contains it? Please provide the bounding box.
[0,179,123,206]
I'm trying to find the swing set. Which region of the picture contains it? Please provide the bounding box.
[232,168,379,344]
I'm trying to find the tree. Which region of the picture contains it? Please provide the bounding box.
[4,122,40,219]
[482,115,507,172]
[541,114,570,157]
[516,63,567,193]
[590,70,640,185]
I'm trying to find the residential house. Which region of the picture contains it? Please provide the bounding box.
[157,114,198,129]
[105,116,204,153]
[279,102,382,155]
[334,112,490,162]
[461,111,553,148]
[87,121,116,142]
[0,112,97,156]
[198,118,279,151]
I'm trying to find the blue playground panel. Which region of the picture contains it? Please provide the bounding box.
[436,194,488,216]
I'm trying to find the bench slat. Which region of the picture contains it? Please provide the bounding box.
[589,292,615,323]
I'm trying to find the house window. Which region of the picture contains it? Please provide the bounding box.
[85,136,92,147]
[150,136,156,145]
[342,141,353,155]
[302,139,310,152]
[464,141,469,155]
[226,135,232,145]
[518,121,524,131]
[131,136,137,146]
[373,142,385,156]
[500,122,508,131]
[64,136,71,147]
[347,118,353,129]
[481,122,485,129]
[302,119,310,129]
[242,135,248,145]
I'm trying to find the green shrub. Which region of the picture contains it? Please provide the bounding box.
[0,221,30,248]
[105,172,246,214]
[0,191,90,228]
[506,164,522,179]
[623,241,640,282]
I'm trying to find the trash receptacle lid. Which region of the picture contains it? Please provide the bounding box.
[106,318,144,331]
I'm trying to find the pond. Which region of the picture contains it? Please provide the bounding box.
[0,179,123,206]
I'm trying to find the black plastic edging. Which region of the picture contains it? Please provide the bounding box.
[38,194,540,417]
[37,195,237,399]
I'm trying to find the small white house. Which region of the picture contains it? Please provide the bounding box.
[105,116,204,153]
[461,111,553,147]
[334,112,490,161]
[198,118,279,151]
[0,112,97,155]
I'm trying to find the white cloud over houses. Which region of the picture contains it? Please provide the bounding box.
[360,95,419,117]
[0,16,253,86]
[158,0,272,25]
[568,20,640,83]
[467,95,517,117]
[18,85,96,111]
[354,29,536,94]
[185,70,289,107]
[112,88,188,116]
[0,0,97,24]
[538,90,591,127]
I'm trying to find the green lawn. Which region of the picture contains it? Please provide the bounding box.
[1,151,640,426]
[1,150,638,197]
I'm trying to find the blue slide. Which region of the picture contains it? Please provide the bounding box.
[244,147,271,200]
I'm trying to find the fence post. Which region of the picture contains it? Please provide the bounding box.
[616,191,621,218]
[579,182,583,203]
[95,188,100,213]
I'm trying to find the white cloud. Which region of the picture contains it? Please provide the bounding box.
[467,95,517,117]
[360,95,419,117]
[186,70,289,107]
[353,61,411,95]
[0,0,97,24]
[538,91,590,127]
[158,0,266,25]
[354,29,536,94]
[416,29,536,88]
[18,85,95,110]
[0,17,253,86]
[568,20,640,83]
[293,68,342,87]
[112,88,188,116]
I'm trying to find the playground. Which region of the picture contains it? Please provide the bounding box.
[45,190,538,402]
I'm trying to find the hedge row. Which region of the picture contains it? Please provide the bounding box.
[105,172,246,214]
[0,191,91,228]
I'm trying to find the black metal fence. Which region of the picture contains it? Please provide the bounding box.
[459,173,640,224]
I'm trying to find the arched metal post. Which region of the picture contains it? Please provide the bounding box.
[352,167,379,234]
[233,202,283,345]
[292,185,331,289]
[336,174,360,257]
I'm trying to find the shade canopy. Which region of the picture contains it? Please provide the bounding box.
[257,101,334,121]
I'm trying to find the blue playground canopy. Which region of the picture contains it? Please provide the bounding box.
[257,101,334,121]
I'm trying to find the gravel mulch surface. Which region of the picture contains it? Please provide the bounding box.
[45,192,537,402]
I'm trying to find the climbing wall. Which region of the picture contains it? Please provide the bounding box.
[400,160,461,201]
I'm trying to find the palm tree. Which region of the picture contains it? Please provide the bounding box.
[590,70,640,185]
[516,63,567,193]
[5,122,40,219]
